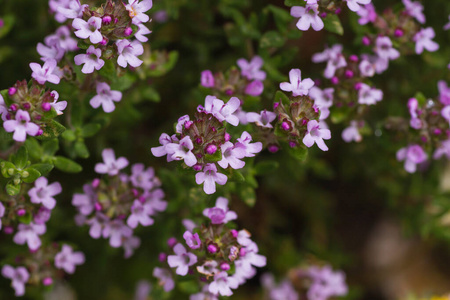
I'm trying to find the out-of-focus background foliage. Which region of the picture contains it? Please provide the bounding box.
[1,0,450,299]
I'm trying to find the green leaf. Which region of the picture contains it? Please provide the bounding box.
[111,73,135,91]
[230,170,245,182]
[147,51,179,77]
[0,15,15,39]
[17,212,32,225]
[37,120,66,140]
[61,129,76,142]
[323,14,344,36]
[25,138,43,160]
[141,86,161,102]
[274,90,290,107]
[240,186,256,207]
[21,167,41,183]
[30,163,54,176]
[6,181,21,196]
[82,123,101,138]
[77,40,90,50]
[254,160,280,175]
[414,92,427,106]
[54,156,82,173]
[204,149,222,163]
[74,140,89,158]
[43,139,59,156]
[260,31,286,48]
[284,0,304,6]
[98,60,117,81]
[1,161,16,178]
[12,147,28,169]
[287,145,308,161]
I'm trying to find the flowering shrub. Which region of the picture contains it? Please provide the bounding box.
[0,0,449,299]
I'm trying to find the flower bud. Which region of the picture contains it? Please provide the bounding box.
[42,102,51,111]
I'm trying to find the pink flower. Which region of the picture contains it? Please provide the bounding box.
[203,197,237,225]
[95,148,129,176]
[167,243,197,276]
[44,26,78,52]
[28,177,62,210]
[375,36,400,61]
[218,142,246,169]
[201,70,215,88]
[54,244,85,274]
[183,231,201,249]
[74,46,105,74]
[126,0,153,25]
[130,163,156,190]
[72,17,103,44]
[195,163,227,194]
[127,200,154,228]
[2,265,29,296]
[309,87,334,120]
[307,265,348,300]
[37,41,64,62]
[396,144,427,173]
[312,45,347,78]
[102,220,133,248]
[438,80,450,105]
[237,56,266,81]
[30,59,61,85]
[413,27,439,54]
[151,133,178,161]
[13,222,46,250]
[209,271,239,296]
[280,68,314,96]
[245,80,264,96]
[3,110,40,142]
[342,121,362,142]
[302,119,331,151]
[123,235,141,258]
[246,110,277,128]
[402,0,425,24]
[235,131,262,157]
[72,183,97,216]
[116,39,144,68]
[165,136,198,167]
[433,139,450,160]
[0,94,7,121]
[356,3,377,25]
[89,82,122,113]
[290,4,324,31]
[345,0,371,12]
[49,91,67,115]
[357,83,383,105]
[198,96,241,126]
[57,0,88,20]
[153,267,174,292]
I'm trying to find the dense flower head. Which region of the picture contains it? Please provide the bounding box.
[306,265,348,300]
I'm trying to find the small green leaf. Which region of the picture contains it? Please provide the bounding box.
[111,73,135,91]
[98,60,117,81]
[1,161,16,178]
[30,163,54,176]
[21,167,41,183]
[254,160,280,175]
[25,138,43,160]
[74,140,89,158]
[414,92,427,106]
[77,40,90,50]
[12,147,28,169]
[6,181,21,196]
[260,31,286,48]
[230,170,245,182]
[323,14,344,36]
[17,212,32,225]
[54,156,82,173]
[43,139,59,156]
[62,129,76,142]
[37,120,66,140]
[0,15,15,39]
[240,186,256,207]
[204,149,222,163]
[287,145,308,161]
[81,123,101,138]
[274,90,290,107]
[141,86,161,102]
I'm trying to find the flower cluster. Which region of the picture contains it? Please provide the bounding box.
[153,196,266,298]
[72,148,166,257]
[151,95,262,194]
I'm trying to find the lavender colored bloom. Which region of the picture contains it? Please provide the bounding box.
[130,163,155,190]
[72,17,103,44]
[72,183,97,215]
[357,83,383,105]
[342,121,362,142]
[235,131,263,157]
[359,59,375,77]
[127,200,154,228]
[49,0,72,23]
[2,265,29,296]
[237,56,266,81]
[191,285,219,300]
[201,70,215,88]
[402,0,425,24]
[49,91,67,115]
[445,15,450,31]
[408,98,422,129]
[126,0,153,25]
[375,36,400,61]
[28,177,62,210]
[290,4,324,31]
[345,0,371,12]
[218,142,246,169]
[438,80,450,105]
[37,42,64,62]
[151,133,178,160]
[433,139,450,160]
[30,59,61,85]
[3,110,40,142]
[312,45,347,78]
[195,163,227,194]
[90,82,122,113]
[33,207,52,224]
[116,39,144,68]
[0,94,7,121]
[356,3,376,25]
[303,119,331,151]
[165,136,198,167]
[197,261,219,277]
[167,243,197,276]
[245,80,264,96]
[153,267,174,292]
[133,280,151,300]
[103,219,133,248]
[209,271,239,296]
[198,96,241,126]
[307,265,348,300]
[183,231,201,249]
[238,242,267,271]
[54,244,85,274]
[123,235,141,258]
[13,222,46,250]
[57,0,88,20]
[280,68,314,96]
[261,273,299,300]
[135,23,152,42]
[203,197,237,224]
[45,26,78,52]
[87,213,109,238]
[0,202,5,230]
[237,229,252,246]
[246,110,277,128]
[396,144,427,173]
[441,105,450,125]
[413,27,439,54]
[95,148,129,176]
[309,87,334,120]
[74,46,105,74]
[176,115,190,133]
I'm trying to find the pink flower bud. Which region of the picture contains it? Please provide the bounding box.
[23,103,31,110]
[158,252,167,262]
[94,202,102,211]
[167,237,177,248]
[354,82,362,90]
[220,262,230,271]
[185,121,193,129]
[289,141,297,148]
[37,129,43,136]
[124,27,133,36]
[207,244,218,253]
[193,164,202,171]
[239,248,246,257]
[394,29,404,37]
[42,277,53,286]
[319,12,327,18]
[434,128,442,135]
[102,15,112,25]
[42,102,52,111]
[345,70,354,79]
[8,87,16,96]
[92,178,101,188]
[331,76,339,85]
[230,229,238,238]
[10,104,18,111]
[4,226,14,234]
[206,144,217,154]
[349,55,358,62]
[273,102,280,110]
[281,121,290,131]
[335,8,341,14]
[224,132,231,142]
[17,209,26,216]
[362,36,371,46]
[268,144,279,153]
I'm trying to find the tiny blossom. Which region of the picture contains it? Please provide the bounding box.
[195,163,227,194]
[2,265,29,297]
[0,94,7,121]
[134,280,152,300]
[198,96,241,126]
[280,68,314,96]
[89,82,122,113]
[87,213,109,239]
[245,80,264,96]
[438,80,450,105]
[197,261,219,277]
[34,207,52,224]
[183,231,202,249]
[151,133,178,161]
[201,70,215,88]
[37,42,64,62]
[0,202,5,230]
[246,110,277,128]
[345,0,371,12]
[74,46,105,74]
[237,242,267,271]
[261,273,299,300]
[153,267,175,292]
[45,26,78,52]
[413,27,439,55]
[356,3,376,25]
[3,110,40,142]
[290,4,324,31]
[375,36,400,61]
[357,83,383,105]
[235,131,263,157]
[218,142,246,169]
[237,56,266,81]
[307,265,348,300]
[72,17,103,44]
[135,23,152,42]
[167,243,198,276]
[402,0,425,24]
[123,235,141,258]
[49,91,67,115]
[130,163,155,190]
[103,219,133,248]
[126,0,153,25]
[441,105,450,125]
[396,144,427,173]
[209,271,239,296]
[28,177,62,210]
[127,200,154,228]
[72,183,97,215]
[309,87,334,120]
[165,136,198,167]
[359,59,375,77]
[30,59,61,85]
[57,0,88,20]
[54,244,85,274]
[116,39,144,68]
[176,115,190,133]
[312,45,347,79]
[444,16,450,31]
[49,0,72,23]
[203,197,237,224]
[237,229,252,246]
[303,119,331,151]
[13,222,46,250]
[408,98,422,129]
[342,121,362,142]
[95,148,129,176]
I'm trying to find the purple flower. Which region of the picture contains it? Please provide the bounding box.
[102,219,133,248]
[236,242,267,275]
[342,121,362,143]
[57,0,88,20]
[49,91,67,115]
[49,0,72,23]
[135,23,152,42]
[133,280,151,300]
[359,59,375,77]
[396,144,427,173]
[246,110,277,128]
[237,56,266,81]
[165,136,198,167]
[87,213,109,238]
[441,105,450,125]
[33,207,52,224]
[198,96,241,126]
[307,265,348,300]
[375,36,400,61]
[130,163,155,190]
[209,271,239,296]
[90,82,122,113]
[356,3,376,25]
[408,98,422,129]
[203,197,237,224]
[28,177,62,210]
[197,261,219,277]
[402,0,425,24]
[3,110,40,142]
[235,131,263,157]
[303,120,331,151]
[127,200,154,228]
[434,139,450,160]
[72,16,103,44]
[195,163,227,194]
[54,244,85,274]
[37,41,64,62]
[116,39,144,68]
[413,27,439,54]
[290,4,324,31]
[0,202,5,230]
[261,273,299,300]
[151,133,178,161]
[45,26,78,52]
[126,0,153,25]
[74,46,105,74]
[312,45,347,79]
[13,222,46,250]
[309,87,333,120]
[345,0,371,12]
[245,80,264,96]
[153,267,174,292]
[280,68,314,96]
[2,265,29,296]
[95,148,129,176]
[444,15,450,31]
[30,59,61,85]
[167,243,197,276]
[183,231,201,249]
[201,70,215,88]
[357,83,383,105]
[72,183,97,216]
[438,80,450,105]
[218,142,246,169]
[0,94,7,121]
[123,235,141,258]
